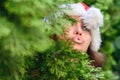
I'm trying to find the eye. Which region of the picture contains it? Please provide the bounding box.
[82,26,90,31]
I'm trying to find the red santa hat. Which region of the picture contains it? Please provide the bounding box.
[60,2,104,51]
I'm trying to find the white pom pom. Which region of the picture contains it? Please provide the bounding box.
[82,7,103,30]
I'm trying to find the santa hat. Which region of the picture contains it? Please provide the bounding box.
[60,2,104,51]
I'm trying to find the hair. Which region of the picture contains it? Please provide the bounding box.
[87,48,106,67]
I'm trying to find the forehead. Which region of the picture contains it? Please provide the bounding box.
[70,15,82,22]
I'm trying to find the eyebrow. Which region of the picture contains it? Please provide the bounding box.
[71,16,82,23]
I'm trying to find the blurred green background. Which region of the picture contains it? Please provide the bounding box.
[0,0,120,80]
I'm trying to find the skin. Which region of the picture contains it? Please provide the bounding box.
[64,16,92,52]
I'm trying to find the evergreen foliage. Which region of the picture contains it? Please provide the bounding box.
[25,41,104,80]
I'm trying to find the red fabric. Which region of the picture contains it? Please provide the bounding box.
[80,2,89,11]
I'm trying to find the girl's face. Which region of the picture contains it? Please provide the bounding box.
[64,16,92,52]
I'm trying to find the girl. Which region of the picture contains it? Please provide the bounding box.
[49,2,106,67]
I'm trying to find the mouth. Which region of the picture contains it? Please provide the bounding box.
[72,37,84,44]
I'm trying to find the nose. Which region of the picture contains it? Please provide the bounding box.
[75,23,82,36]
[75,31,82,36]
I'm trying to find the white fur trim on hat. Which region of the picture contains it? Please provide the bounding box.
[90,28,102,51]
[60,3,87,16]
[60,2,104,51]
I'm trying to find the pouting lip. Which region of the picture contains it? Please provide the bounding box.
[72,37,84,44]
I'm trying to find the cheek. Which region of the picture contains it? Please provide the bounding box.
[58,27,74,40]
[65,28,75,39]
[84,33,92,47]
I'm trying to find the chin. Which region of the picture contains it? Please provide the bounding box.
[72,44,87,52]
